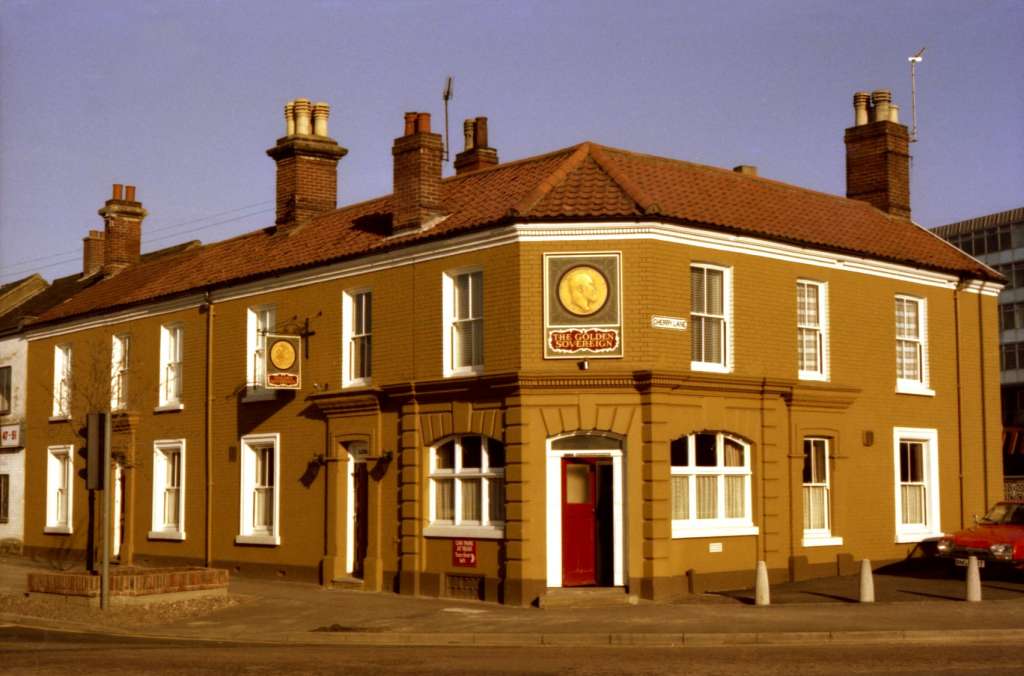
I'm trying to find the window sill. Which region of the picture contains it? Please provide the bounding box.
[154,402,184,413]
[148,530,186,541]
[690,362,730,374]
[895,529,942,544]
[242,388,278,403]
[896,382,935,397]
[798,371,829,382]
[235,533,280,546]
[342,378,372,389]
[672,524,759,539]
[48,415,70,423]
[444,366,484,379]
[423,525,504,539]
[801,535,844,548]
[44,525,72,535]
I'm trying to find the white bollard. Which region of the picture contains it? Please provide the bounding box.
[966,555,982,602]
[859,559,875,603]
[755,560,770,606]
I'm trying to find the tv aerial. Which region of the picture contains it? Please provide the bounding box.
[442,76,454,162]
[908,47,925,142]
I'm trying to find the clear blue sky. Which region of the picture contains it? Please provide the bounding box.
[1,0,1021,284]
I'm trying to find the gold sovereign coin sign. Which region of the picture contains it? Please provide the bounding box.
[269,339,296,370]
[557,265,609,317]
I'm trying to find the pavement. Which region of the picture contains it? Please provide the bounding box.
[2,554,1023,648]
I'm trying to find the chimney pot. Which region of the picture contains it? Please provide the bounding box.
[463,119,475,151]
[888,103,900,124]
[415,112,431,134]
[125,185,136,202]
[313,102,330,137]
[474,116,488,149]
[404,112,418,136]
[112,184,123,200]
[294,98,312,135]
[870,89,891,123]
[853,91,871,126]
[285,101,296,136]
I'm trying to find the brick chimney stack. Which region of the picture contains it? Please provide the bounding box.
[844,89,911,219]
[454,117,499,175]
[392,112,445,234]
[99,184,147,276]
[266,98,348,228]
[82,229,106,277]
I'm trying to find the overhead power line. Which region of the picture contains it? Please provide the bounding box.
[0,201,274,282]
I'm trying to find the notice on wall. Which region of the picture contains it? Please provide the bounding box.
[544,252,623,359]
[0,424,21,448]
[452,539,477,567]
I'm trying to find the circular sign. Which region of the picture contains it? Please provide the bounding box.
[269,339,296,370]
[557,265,609,317]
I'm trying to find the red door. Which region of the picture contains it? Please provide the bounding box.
[562,458,597,586]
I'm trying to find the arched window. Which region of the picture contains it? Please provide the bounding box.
[670,432,757,538]
[426,435,505,538]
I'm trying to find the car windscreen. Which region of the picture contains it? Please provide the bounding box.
[981,503,1023,525]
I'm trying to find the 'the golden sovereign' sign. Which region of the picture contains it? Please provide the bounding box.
[544,252,622,358]
[557,266,609,317]
[265,334,301,389]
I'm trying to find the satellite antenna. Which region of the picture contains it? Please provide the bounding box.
[908,47,925,142]
[442,76,454,162]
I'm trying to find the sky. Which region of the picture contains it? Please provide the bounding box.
[1,0,1021,284]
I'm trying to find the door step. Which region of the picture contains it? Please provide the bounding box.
[330,576,364,590]
[538,587,639,609]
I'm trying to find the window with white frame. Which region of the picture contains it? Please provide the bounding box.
[802,438,841,545]
[892,427,941,542]
[443,271,483,375]
[426,435,505,538]
[895,296,931,394]
[690,264,731,372]
[158,324,183,407]
[236,433,280,545]
[150,440,185,540]
[342,290,372,386]
[45,446,73,533]
[110,334,131,411]
[670,432,756,537]
[51,345,71,418]
[246,306,276,392]
[797,281,828,380]
[0,365,11,415]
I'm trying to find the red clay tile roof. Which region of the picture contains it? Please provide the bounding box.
[33,142,999,326]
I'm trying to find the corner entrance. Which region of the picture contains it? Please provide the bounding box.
[561,457,614,586]
[546,434,625,588]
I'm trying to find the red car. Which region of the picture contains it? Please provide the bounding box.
[936,501,1024,572]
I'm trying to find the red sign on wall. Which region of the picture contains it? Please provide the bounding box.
[548,328,619,354]
[452,539,477,567]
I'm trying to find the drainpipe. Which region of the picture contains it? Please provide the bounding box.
[976,283,990,508]
[954,282,966,528]
[204,291,215,568]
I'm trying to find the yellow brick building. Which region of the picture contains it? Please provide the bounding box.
[20,92,1003,604]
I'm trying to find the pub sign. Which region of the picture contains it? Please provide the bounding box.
[544,252,623,358]
[264,334,302,389]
